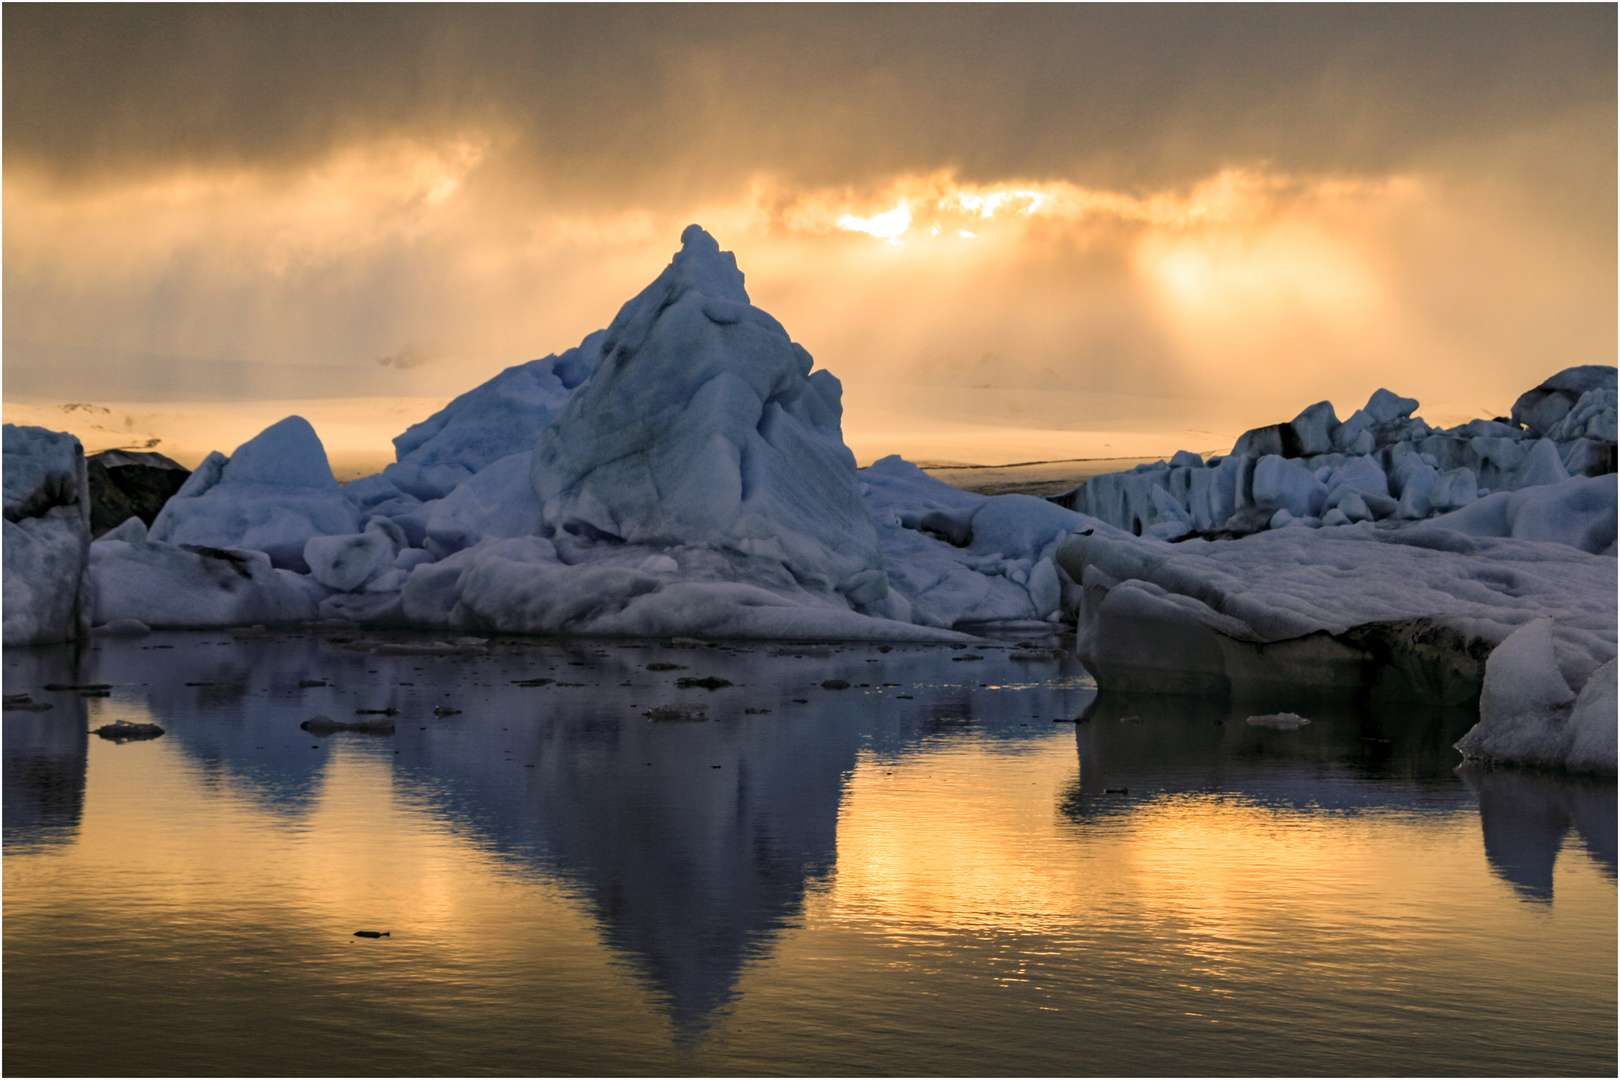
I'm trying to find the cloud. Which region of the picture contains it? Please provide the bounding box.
[2,7,1613,446]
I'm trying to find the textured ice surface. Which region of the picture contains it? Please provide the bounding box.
[1057,523,1616,770]
[534,226,885,607]
[149,416,360,572]
[1457,621,1617,772]
[91,517,323,628]
[3,424,92,645]
[374,333,604,502]
[1055,369,1617,547]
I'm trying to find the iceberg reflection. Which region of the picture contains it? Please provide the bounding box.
[1460,764,1618,902]
[2,644,89,850]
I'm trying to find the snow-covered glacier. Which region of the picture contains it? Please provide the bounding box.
[9,225,1615,772]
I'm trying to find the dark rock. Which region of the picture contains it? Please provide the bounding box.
[1231,422,1305,459]
[645,704,708,722]
[298,679,327,688]
[353,931,390,939]
[675,676,732,691]
[820,679,850,690]
[433,705,462,717]
[93,720,165,742]
[646,662,686,671]
[87,450,190,538]
[3,694,53,712]
[512,678,553,687]
[43,683,111,691]
[303,714,395,735]
[354,708,400,716]
[950,654,984,662]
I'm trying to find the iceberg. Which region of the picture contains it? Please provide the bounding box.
[1055,523,1616,770]
[3,424,93,645]
[1053,368,1617,547]
[91,517,323,629]
[148,416,361,572]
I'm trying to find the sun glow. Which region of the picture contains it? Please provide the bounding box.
[837,201,913,241]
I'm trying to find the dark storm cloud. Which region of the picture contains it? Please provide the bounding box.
[6,4,1614,200]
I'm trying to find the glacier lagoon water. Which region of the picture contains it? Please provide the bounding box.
[4,631,1615,1077]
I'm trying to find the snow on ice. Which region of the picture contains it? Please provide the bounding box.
[9,226,1614,770]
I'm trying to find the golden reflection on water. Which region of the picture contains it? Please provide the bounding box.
[6,638,1616,1076]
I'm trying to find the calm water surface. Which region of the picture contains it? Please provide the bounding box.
[4,630,1615,1076]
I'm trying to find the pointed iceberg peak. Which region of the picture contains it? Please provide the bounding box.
[671,224,749,305]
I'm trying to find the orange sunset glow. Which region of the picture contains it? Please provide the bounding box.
[4,6,1613,469]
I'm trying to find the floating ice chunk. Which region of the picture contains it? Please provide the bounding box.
[382,333,605,501]
[1289,401,1339,457]
[1246,712,1310,730]
[1364,388,1419,424]
[149,417,360,572]
[1428,468,1479,512]
[304,516,405,592]
[1456,619,1613,772]
[423,451,544,559]
[1567,659,1619,772]
[91,533,322,628]
[1331,409,1375,454]
[1252,455,1326,518]
[1512,438,1571,490]
[3,424,93,645]
[1422,474,1616,555]
[1511,365,1617,437]
[1337,493,1373,523]
[1546,387,1618,444]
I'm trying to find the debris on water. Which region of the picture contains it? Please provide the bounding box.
[1051,716,1078,723]
[676,676,732,691]
[298,679,327,688]
[513,678,553,688]
[895,694,913,699]
[645,704,708,722]
[93,720,165,742]
[185,682,215,687]
[646,662,686,671]
[821,679,850,690]
[304,714,395,736]
[355,707,400,716]
[1246,712,1311,730]
[1010,647,1063,661]
[1105,787,1130,795]
[769,645,830,658]
[950,654,984,662]
[670,637,707,648]
[3,694,53,712]
[44,683,111,691]
[744,708,772,714]
[80,689,112,698]
[92,618,151,637]
[877,645,893,653]
[353,931,390,939]
[792,698,809,704]
[433,705,462,717]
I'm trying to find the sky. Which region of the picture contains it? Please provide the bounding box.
[4,5,1615,465]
